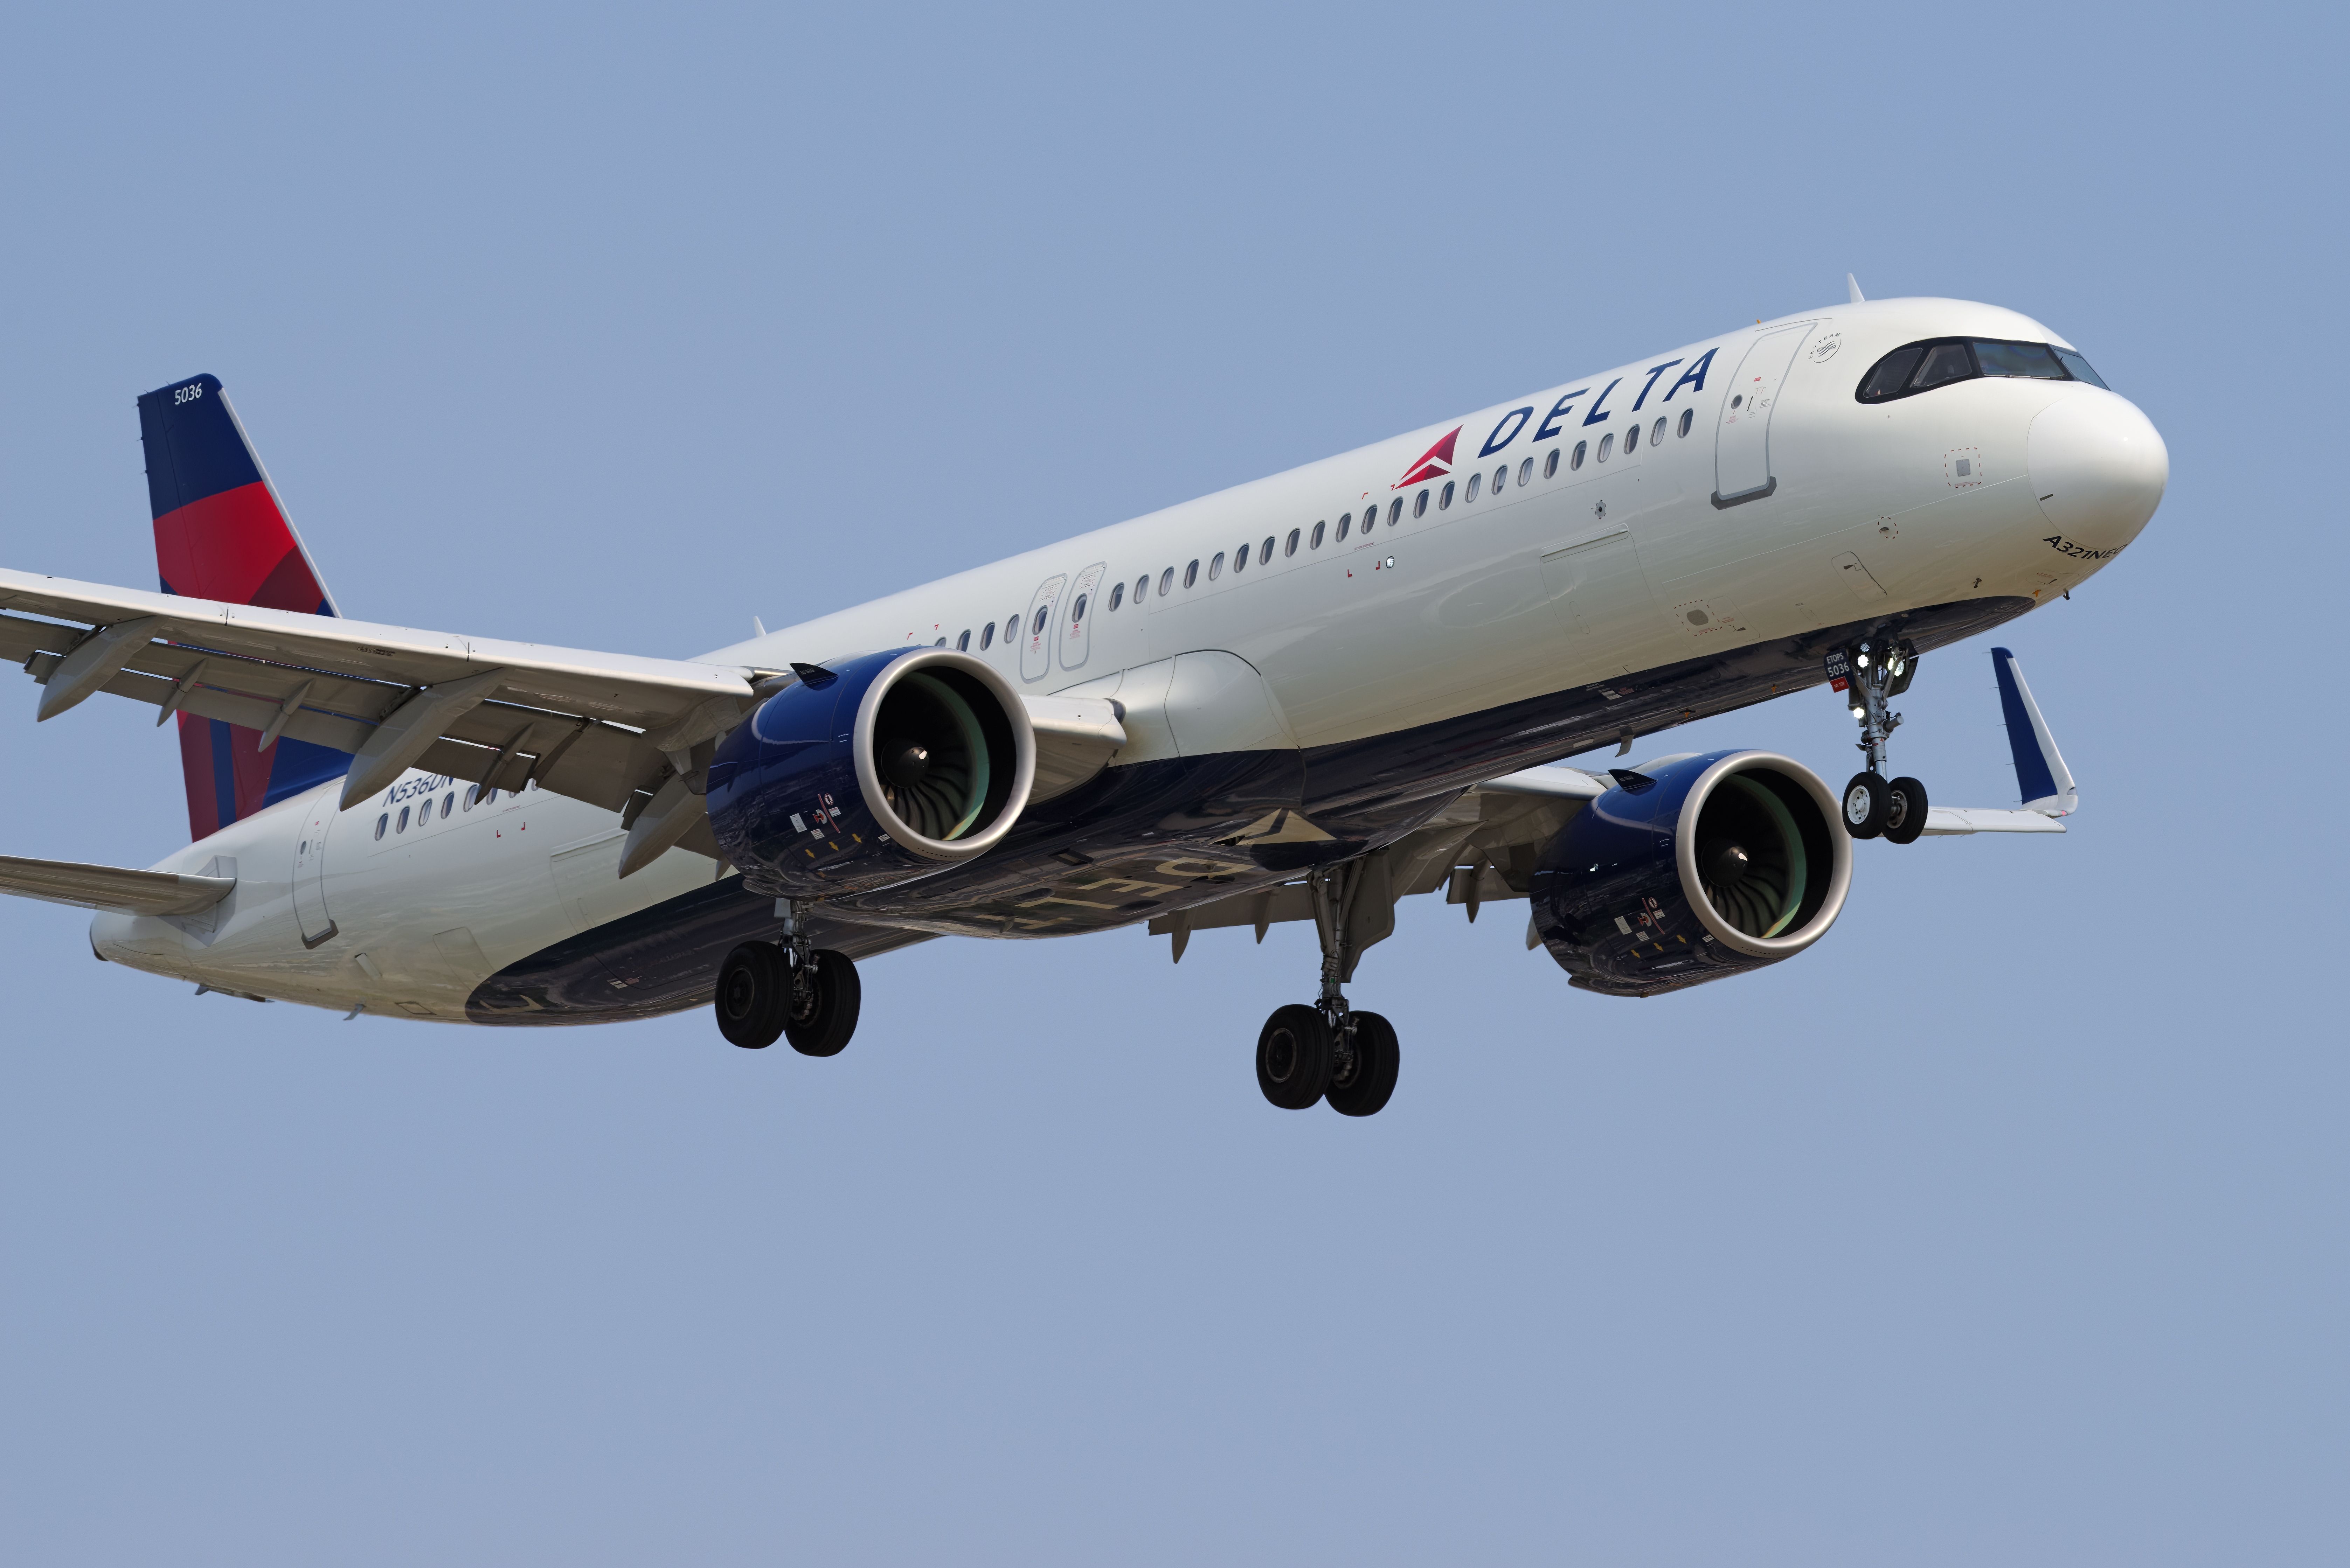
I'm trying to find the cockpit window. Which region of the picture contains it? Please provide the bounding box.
[2054,348,2107,389]
[1974,340,2067,380]
[1911,342,1976,391]
[1859,345,1923,400]
[1856,337,2113,403]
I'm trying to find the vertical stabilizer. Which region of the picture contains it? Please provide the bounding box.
[138,374,351,839]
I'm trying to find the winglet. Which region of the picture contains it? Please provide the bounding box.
[1991,647,2077,816]
[1847,273,1866,304]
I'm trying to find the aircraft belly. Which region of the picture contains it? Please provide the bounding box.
[463,594,2037,1017]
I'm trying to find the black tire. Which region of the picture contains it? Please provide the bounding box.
[715,941,788,1049]
[1256,1004,1331,1110]
[1842,771,1890,840]
[784,949,861,1057]
[1883,775,1930,845]
[1325,1010,1401,1118]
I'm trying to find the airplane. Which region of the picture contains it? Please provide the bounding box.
[0,284,2163,1116]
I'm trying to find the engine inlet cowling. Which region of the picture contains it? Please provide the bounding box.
[705,647,1035,898]
[1530,750,1851,997]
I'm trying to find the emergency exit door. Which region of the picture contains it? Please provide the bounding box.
[291,796,338,948]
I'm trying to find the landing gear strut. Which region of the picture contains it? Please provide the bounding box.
[715,900,861,1055]
[1830,639,1929,846]
[1253,861,1400,1116]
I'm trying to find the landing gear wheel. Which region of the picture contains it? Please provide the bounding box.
[715,941,788,1049]
[1883,775,1930,845]
[1256,1004,1332,1110]
[1325,1010,1400,1118]
[783,950,861,1057]
[1842,771,1890,840]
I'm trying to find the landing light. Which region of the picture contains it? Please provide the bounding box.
[1855,652,1870,669]
[1850,705,1865,718]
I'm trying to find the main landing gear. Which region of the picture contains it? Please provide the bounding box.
[715,900,861,1055]
[1254,862,1401,1117]
[1832,637,1929,845]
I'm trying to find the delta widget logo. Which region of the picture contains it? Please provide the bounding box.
[1393,426,1461,489]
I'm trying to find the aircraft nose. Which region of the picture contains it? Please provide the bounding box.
[2029,391,2168,541]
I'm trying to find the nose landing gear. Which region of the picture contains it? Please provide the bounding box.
[1829,640,1928,845]
[1252,862,1402,1116]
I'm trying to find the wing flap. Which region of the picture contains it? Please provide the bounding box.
[4,571,759,822]
[0,569,757,727]
[1920,807,2067,836]
[0,853,235,915]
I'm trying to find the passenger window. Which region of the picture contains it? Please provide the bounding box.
[2054,348,2108,389]
[1033,606,1049,635]
[1135,575,1149,603]
[1159,568,1174,596]
[980,621,994,649]
[1516,458,1531,487]
[1310,521,1325,549]
[1286,528,1299,556]
[1262,535,1275,563]
[935,637,947,647]
[1445,479,1460,507]
[1388,498,1402,525]
[1651,417,1666,446]
[397,806,410,832]
[1911,342,1975,390]
[1072,593,1088,622]
[1337,515,1351,542]
[1413,488,1428,517]
[1678,408,1694,437]
[463,785,476,810]
[1544,448,1559,478]
[958,629,971,649]
[1208,552,1224,580]
[375,813,388,840]
[1625,423,1640,452]
[1572,440,1587,470]
[1232,543,1248,571]
[1975,340,2067,380]
[443,792,455,818]
[1597,433,1615,461]
[1858,344,1926,400]
[1184,560,1199,588]
[1109,582,1123,612]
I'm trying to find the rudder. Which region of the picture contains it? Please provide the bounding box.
[139,374,351,840]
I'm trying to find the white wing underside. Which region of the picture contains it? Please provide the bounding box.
[0,569,1126,867]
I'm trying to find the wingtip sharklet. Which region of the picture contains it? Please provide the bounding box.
[1991,647,2078,817]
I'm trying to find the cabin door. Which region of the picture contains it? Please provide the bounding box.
[291,794,338,948]
[1713,324,1811,507]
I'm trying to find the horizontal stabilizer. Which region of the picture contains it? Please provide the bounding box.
[1992,646,2077,816]
[0,853,235,915]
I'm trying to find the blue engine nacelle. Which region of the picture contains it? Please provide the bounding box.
[1531,750,1852,997]
[706,647,1037,899]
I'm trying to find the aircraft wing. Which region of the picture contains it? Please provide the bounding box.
[0,567,767,835]
[1155,644,2083,957]
[0,852,236,916]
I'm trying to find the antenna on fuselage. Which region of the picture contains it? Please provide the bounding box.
[1847,273,1866,304]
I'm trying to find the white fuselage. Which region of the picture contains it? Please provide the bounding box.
[93,297,2168,1018]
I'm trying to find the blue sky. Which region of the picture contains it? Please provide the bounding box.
[2,4,2343,1563]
